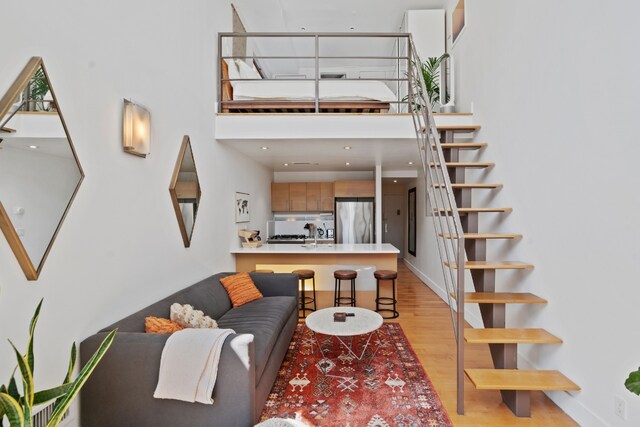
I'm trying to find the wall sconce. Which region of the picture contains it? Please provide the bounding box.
[122,99,150,157]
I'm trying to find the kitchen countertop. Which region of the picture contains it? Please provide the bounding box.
[231,243,400,254]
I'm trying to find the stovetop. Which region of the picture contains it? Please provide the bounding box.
[268,234,308,241]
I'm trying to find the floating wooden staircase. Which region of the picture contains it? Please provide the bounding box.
[436,126,580,417]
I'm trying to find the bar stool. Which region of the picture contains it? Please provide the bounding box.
[334,269,357,307]
[292,269,316,318]
[252,269,274,273]
[374,270,399,319]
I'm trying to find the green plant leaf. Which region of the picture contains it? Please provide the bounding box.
[625,368,640,395]
[33,383,72,406]
[0,392,24,427]
[9,341,34,408]
[54,343,77,409]
[7,375,21,404]
[27,299,43,375]
[47,329,117,427]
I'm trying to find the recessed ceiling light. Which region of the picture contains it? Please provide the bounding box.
[343,146,351,150]
[283,163,289,166]
[393,180,398,183]
[29,145,39,149]
[261,146,269,150]
[345,162,351,166]
[300,27,306,31]
[349,26,356,31]
[408,161,414,165]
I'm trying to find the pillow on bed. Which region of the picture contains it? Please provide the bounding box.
[235,59,262,80]
[224,58,241,87]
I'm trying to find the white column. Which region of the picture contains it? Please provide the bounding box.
[375,164,382,243]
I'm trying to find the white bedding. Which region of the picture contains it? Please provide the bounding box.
[232,80,397,103]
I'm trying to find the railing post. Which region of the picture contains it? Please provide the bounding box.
[457,238,465,415]
[315,35,319,113]
[217,34,222,114]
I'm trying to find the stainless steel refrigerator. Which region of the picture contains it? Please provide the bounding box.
[335,198,375,244]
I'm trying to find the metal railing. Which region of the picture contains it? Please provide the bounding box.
[406,35,466,415]
[217,32,414,113]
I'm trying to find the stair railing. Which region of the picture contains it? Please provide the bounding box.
[407,35,466,415]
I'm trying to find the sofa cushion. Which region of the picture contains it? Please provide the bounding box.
[102,273,235,333]
[219,272,263,307]
[216,295,296,382]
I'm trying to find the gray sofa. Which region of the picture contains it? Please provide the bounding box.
[80,272,298,427]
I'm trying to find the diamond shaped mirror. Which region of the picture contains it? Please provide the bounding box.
[169,136,200,248]
[0,57,84,280]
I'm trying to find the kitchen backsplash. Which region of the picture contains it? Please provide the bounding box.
[267,214,335,238]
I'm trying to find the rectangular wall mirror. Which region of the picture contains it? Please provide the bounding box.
[408,187,416,256]
[0,57,84,280]
[169,136,201,247]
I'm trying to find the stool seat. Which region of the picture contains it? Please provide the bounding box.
[292,269,315,280]
[253,269,274,274]
[334,269,357,280]
[374,270,397,280]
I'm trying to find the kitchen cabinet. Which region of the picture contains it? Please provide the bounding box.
[334,180,375,198]
[306,182,321,211]
[271,181,335,212]
[320,182,334,211]
[289,183,307,211]
[271,183,290,211]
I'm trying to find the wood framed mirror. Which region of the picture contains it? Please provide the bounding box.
[0,57,84,280]
[408,187,416,256]
[169,136,201,247]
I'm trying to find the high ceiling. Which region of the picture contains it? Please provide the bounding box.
[232,0,445,33]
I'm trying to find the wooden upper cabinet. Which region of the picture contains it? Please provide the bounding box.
[320,182,334,211]
[334,180,375,198]
[306,182,321,211]
[271,183,290,211]
[289,183,307,211]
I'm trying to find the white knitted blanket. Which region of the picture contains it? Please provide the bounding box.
[153,328,234,404]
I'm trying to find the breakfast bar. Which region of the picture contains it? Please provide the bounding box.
[231,243,400,310]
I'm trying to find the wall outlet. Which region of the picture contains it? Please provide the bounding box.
[615,395,627,420]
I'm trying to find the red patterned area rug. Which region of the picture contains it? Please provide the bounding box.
[260,323,453,426]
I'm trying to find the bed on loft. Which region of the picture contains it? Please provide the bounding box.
[220,59,396,114]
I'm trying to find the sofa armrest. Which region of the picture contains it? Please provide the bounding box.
[250,272,299,298]
[81,331,256,427]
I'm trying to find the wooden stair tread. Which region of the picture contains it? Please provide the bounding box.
[437,142,487,150]
[0,126,16,133]
[421,125,481,133]
[436,207,512,214]
[455,292,547,304]
[444,261,534,270]
[448,183,503,189]
[440,233,522,240]
[431,162,494,168]
[465,328,562,344]
[465,369,580,391]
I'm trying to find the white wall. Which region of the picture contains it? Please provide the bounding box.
[433,0,640,425]
[0,2,271,424]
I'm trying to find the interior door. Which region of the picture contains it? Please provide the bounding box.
[383,194,404,258]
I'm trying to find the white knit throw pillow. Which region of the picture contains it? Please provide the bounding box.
[170,303,218,329]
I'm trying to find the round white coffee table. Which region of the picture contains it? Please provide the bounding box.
[305,307,383,378]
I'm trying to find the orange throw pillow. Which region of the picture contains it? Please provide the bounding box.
[219,272,263,307]
[145,317,184,334]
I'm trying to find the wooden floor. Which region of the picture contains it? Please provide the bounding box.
[387,261,578,426]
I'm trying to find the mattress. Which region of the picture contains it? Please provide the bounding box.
[231,80,397,102]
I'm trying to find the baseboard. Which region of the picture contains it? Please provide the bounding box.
[402,259,483,328]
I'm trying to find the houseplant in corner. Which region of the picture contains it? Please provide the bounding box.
[0,299,116,426]
[626,368,640,395]
[406,53,450,111]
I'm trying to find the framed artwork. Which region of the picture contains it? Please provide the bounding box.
[408,187,417,256]
[451,0,466,47]
[235,192,250,223]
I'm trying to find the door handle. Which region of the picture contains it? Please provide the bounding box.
[384,223,388,233]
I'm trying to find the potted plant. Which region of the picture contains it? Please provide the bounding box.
[626,368,640,395]
[406,53,450,111]
[0,300,116,427]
